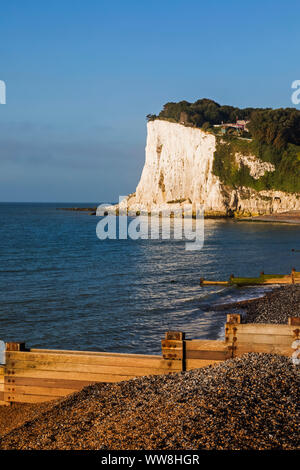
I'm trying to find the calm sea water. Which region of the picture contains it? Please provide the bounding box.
[1,203,300,354]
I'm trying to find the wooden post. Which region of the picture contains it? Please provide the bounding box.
[288,317,300,326]
[161,331,186,372]
[288,318,300,366]
[291,268,296,285]
[226,314,241,324]
[2,343,26,404]
[3,343,25,404]
[225,315,240,358]
[288,317,300,339]
[6,342,26,352]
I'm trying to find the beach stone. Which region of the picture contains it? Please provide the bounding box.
[0,353,298,450]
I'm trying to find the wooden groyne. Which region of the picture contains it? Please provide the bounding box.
[200,268,300,286]
[0,315,299,405]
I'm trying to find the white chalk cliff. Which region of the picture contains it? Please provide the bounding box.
[119,120,300,216]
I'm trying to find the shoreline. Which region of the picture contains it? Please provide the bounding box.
[238,210,300,225]
[0,285,299,450]
[57,206,300,224]
[212,284,300,324]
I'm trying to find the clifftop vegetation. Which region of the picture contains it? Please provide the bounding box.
[213,137,300,193]
[147,98,255,130]
[147,99,300,193]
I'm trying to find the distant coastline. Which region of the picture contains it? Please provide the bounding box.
[239,211,300,224]
[57,207,97,215]
[58,206,300,224]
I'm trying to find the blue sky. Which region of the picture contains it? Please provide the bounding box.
[0,0,299,202]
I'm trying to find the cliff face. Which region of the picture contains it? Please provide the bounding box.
[123,120,300,216]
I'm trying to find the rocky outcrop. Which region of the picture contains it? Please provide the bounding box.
[117,120,300,217]
[234,153,275,180]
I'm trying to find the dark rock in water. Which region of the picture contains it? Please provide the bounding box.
[57,207,97,213]
[0,353,298,450]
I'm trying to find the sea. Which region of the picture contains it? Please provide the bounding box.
[1,202,299,354]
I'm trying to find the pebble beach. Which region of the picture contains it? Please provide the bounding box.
[243,285,300,324]
[0,286,299,450]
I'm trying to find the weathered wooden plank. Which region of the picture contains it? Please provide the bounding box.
[234,333,293,345]
[235,344,293,355]
[5,376,96,389]
[4,369,174,382]
[263,278,292,284]
[201,280,229,286]
[233,324,294,335]
[5,351,176,369]
[185,350,230,360]
[6,351,162,368]
[186,359,221,370]
[4,392,59,404]
[185,340,228,351]
[5,360,181,376]
[30,348,161,358]
[5,385,80,397]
